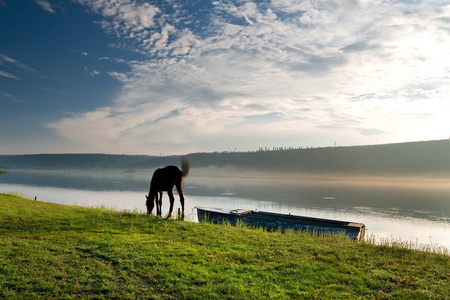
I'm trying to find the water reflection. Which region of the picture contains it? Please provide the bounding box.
[1,170,449,248]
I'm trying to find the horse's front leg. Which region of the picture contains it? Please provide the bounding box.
[145,194,154,215]
[176,183,185,220]
[166,190,175,219]
[154,192,159,217]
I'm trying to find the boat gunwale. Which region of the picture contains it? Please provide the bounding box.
[196,207,365,229]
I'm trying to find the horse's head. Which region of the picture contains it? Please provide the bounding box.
[145,194,154,214]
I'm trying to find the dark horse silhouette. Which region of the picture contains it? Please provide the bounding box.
[145,156,189,219]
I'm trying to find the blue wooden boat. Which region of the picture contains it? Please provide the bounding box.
[196,207,366,241]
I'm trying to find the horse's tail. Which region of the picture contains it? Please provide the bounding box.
[181,155,190,177]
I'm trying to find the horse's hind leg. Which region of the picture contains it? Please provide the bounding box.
[176,181,185,220]
[166,190,175,219]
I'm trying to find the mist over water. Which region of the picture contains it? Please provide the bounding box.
[1,169,449,248]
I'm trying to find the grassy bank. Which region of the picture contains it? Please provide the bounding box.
[1,194,449,299]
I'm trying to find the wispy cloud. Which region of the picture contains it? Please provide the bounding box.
[84,67,100,77]
[70,48,90,56]
[34,0,56,14]
[1,92,27,103]
[41,87,74,97]
[0,70,19,80]
[0,53,38,78]
[73,0,160,41]
[49,0,450,154]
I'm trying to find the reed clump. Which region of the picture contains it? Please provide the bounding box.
[364,233,449,256]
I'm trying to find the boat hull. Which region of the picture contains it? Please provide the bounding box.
[197,207,365,241]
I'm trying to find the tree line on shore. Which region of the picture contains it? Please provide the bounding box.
[1,139,450,177]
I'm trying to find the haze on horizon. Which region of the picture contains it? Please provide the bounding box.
[1,1,450,155]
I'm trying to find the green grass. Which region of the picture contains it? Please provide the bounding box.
[1,193,449,299]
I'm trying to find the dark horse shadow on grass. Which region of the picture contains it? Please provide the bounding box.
[145,156,189,220]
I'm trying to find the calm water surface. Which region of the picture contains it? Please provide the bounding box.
[1,170,449,248]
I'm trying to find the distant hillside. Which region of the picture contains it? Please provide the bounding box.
[1,140,450,177]
[187,140,450,177]
[0,154,159,171]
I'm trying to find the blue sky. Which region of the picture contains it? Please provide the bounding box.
[1,0,450,155]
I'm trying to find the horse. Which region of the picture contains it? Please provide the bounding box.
[145,156,189,219]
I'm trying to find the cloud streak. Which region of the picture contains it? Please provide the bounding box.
[1,92,27,103]
[49,0,450,154]
[34,0,56,14]
[0,53,38,79]
[0,70,19,80]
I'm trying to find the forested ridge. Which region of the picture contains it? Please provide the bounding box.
[1,139,450,176]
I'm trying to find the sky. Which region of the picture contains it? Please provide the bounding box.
[1,0,450,155]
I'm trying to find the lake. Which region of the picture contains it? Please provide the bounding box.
[1,169,449,248]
